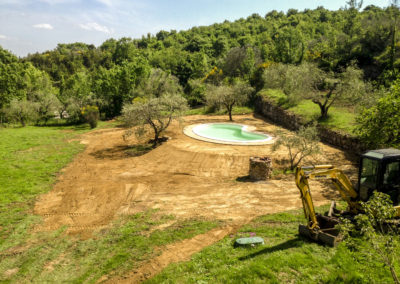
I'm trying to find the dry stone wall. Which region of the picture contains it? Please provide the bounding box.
[249,156,272,180]
[255,96,302,131]
[255,95,366,154]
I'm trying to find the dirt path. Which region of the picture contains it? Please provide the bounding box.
[102,224,239,284]
[33,114,357,280]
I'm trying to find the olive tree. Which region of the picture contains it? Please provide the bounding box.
[263,62,318,106]
[35,93,61,124]
[272,124,321,170]
[310,65,365,119]
[134,68,182,98]
[263,63,366,118]
[5,99,39,126]
[122,94,188,147]
[122,68,187,146]
[205,80,253,121]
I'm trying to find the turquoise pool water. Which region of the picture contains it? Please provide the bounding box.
[192,123,271,142]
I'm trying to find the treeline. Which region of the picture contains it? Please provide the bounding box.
[1,2,400,146]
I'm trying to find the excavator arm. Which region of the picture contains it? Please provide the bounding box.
[294,165,360,246]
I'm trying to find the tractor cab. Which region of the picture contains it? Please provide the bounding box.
[358,148,400,204]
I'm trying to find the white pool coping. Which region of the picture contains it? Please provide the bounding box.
[183,123,275,146]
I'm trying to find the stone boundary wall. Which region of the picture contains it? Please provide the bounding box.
[255,95,366,153]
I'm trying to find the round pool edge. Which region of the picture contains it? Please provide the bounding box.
[183,123,275,146]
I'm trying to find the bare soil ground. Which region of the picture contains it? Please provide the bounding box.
[33,114,357,282]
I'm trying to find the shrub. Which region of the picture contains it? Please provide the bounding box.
[35,93,61,124]
[81,105,99,128]
[340,192,400,284]
[356,79,400,148]
[5,99,39,127]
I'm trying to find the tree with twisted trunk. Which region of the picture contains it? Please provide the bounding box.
[263,63,366,119]
[272,124,321,171]
[310,66,365,119]
[205,80,253,121]
[122,94,188,147]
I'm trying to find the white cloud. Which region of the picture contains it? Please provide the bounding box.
[37,0,79,5]
[33,23,54,30]
[0,34,6,39]
[95,0,113,7]
[79,22,112,33]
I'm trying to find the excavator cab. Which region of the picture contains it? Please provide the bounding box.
[358,149,400,205]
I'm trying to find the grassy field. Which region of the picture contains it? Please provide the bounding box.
[0,122,219,283]
[288,101,357,133]
[260,89,357,134]
[147,209,399,284]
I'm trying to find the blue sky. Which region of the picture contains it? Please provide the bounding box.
[0,0,391,57]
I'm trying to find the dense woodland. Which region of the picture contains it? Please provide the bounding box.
[1,2,400,147]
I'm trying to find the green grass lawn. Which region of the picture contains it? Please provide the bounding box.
[288,100,357,134]
[259,89,289,107]
[0,125,87,248]
[260,89,358,134]
[147,210,399,284]
[0,122,219,283]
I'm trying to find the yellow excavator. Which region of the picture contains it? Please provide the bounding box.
[295,148,400,246]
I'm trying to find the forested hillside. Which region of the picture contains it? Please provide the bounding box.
[1,2,400,147]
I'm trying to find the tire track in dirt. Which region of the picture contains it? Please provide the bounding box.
[0,251,24,259]
[41,212,107,217]
[0,243,35,259]
[32,224,110,233]
[101,224,240,284]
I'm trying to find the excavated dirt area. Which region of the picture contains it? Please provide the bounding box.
[33,114,357,282]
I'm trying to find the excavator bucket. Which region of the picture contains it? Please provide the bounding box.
[298,214,341,247]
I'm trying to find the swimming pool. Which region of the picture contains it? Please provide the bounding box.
[189,123,272,144]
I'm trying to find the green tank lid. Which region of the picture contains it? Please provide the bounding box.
[234,237,264,247]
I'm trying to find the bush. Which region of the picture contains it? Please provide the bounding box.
[65,102,82,124]
[35,93,61,124]
[185,79,206,107]
[5,99,39,126]
[340,192,400,284]
[356,79,400,148]
[81,105,99,128]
